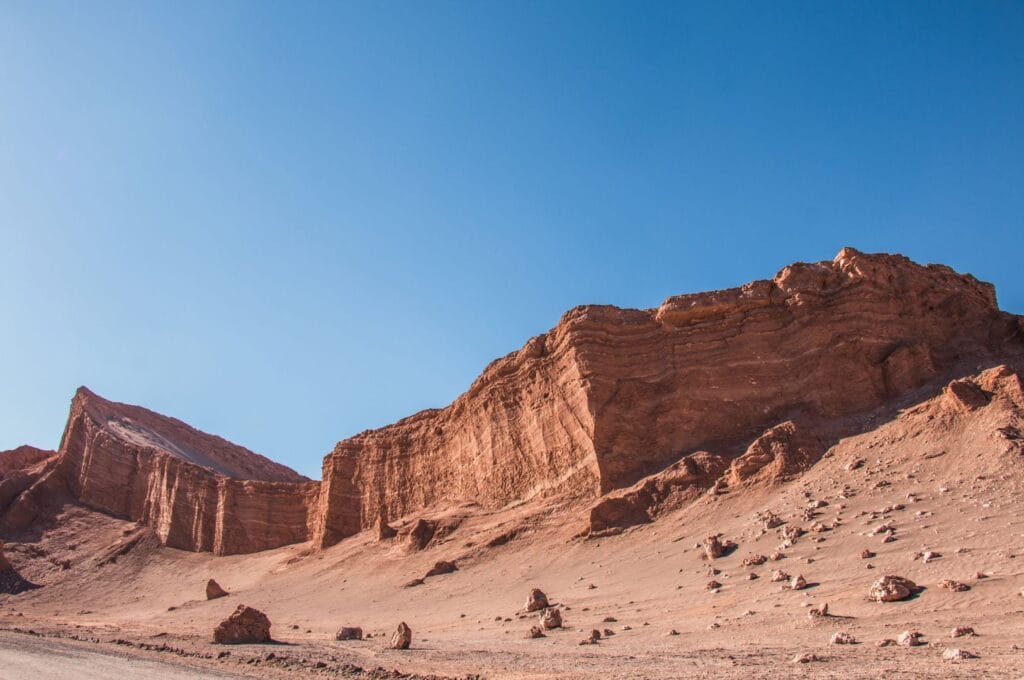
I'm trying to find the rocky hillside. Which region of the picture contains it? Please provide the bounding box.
[2,247,1021,558]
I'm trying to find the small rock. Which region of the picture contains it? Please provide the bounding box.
[540,608,562,630]
[788,575,808,590]
[524,588,549,612]
[741,554,767,567]
[860,549,875,559]
[943,648,978,661]
[425,560,457,577]
[830,632,857,645]
[868,575,919,602]
[951,626,975,638]
[335,627,362,641]
[706,580,722,591]
[770,570,791,583]
[792,653,821,663]
[206,579,229,600]
[527,625,545,639]
[898,630,923,647]
[389,622,412,650]
[939,579,970,592]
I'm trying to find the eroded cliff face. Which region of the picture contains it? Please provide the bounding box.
[4,247,1020,556]
[2,390,318,556]
[314,248,1022,547]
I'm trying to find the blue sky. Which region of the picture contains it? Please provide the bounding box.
[1,1,1022,477]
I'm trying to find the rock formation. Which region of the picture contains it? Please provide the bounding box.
[213,605,272,644]
[313,248,1022,547]
[3,248,1022,558]
[1,389,318,555]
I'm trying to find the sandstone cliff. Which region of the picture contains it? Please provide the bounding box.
[2,390,318,555]
[313,248,1022,546]
[3,247,1021,556]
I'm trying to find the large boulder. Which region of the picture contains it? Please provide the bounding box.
[206,579,229,600]
[869,575,919,602]
[213,605,272,644]
[389,622,412,650]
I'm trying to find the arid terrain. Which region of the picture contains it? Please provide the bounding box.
[2,248,1023,679]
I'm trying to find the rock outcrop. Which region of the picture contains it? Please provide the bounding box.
[1,389,318,555]
[313,248,1022,547]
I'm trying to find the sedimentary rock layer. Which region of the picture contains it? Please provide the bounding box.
[313,248,1022,546]
[3,390,318,555]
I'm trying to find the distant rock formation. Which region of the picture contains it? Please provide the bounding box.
[1,389,318,555]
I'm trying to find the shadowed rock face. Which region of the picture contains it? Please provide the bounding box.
[2,390,319,556]
[312,248,1022,547]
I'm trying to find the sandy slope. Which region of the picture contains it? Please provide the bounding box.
[2,369,1024,678]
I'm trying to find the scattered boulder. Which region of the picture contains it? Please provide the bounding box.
[830,632,857,645]
[206,579,229,600]
[788,575,808,590]
[943,648,978,661]
[525,588,549,612]
[939,579,970,592]
[527,626,545,639]
[335,627,363,641]
[769,551,785,561]
[951,626,975,638]
[540,608,562,630]
[389,622,412,650]
[771,570,791,583]
[706,580,723,591]
[760,511,785,529]
[808,602,829,618]
[897,630,923,647]
[869,575,919,602]
[792,653,822,663]
[213,605,272,644]
[860,549,875,559]
[702,534,736,560]
[742,554,767,567]
[425,560,457,577]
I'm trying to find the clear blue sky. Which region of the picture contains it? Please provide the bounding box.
[1,1,1021,477]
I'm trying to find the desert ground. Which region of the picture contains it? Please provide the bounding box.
[3,370,1024,679]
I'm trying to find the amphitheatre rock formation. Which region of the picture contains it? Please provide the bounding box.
[1,248,1021,558]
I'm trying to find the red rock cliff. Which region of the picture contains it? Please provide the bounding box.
[312,248,1022,547]
[3,390,318,556]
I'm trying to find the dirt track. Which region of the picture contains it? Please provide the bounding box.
[0,631,246,680]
